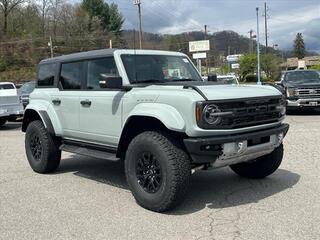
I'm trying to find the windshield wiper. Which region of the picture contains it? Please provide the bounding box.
[133,79,165,84]
[172,78,198,82]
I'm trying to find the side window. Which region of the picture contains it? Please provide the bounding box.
[87,58,118,90]
[38,63,56,87]
[60,62,83,90]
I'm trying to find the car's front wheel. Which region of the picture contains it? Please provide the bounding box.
[25,120,61,173]
[230,144,284,179]
[0,118,7,127]
[125,131,191,212]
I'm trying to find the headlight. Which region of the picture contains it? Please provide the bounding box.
[202,104,222,125]
[276,97,286,116]
[286,88,296,97]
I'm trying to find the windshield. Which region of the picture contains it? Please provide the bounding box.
[121,54,202,83]
[217,77,237,84]
[0,84,15,90]
[285,71,320,84]
[20,82,35,94]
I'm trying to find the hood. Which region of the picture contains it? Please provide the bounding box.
[143,83,281,101]
[195,84,281,100]
[284,82,320,88]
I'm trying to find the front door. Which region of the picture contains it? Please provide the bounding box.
[77,57,124,147]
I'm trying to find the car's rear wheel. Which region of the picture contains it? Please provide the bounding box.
[230,144,283,179]
[0,118,7,127]
[125,131,191,212]
[25,120,61,173]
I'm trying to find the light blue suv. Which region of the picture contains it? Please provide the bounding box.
[22,49,289,212]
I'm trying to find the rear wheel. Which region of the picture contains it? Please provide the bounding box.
[25,120,61,173]
[125,131,191,212]
[0,118,7,127]
[230,144,283,179]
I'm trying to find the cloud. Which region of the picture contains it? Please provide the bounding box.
[114,0,320,52]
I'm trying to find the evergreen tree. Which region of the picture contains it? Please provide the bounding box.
[293,33,305,59]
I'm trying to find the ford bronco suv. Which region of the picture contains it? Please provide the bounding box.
[23,49,289,212]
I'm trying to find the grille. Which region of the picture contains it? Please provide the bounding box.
[215,97,283,129]
[295,87,320,98]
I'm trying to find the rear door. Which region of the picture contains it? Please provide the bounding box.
[77,57,124,146]
[50,61,84,139]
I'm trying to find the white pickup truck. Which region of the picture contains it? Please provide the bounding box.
[0,82,24,127]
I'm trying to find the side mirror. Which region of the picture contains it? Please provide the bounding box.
[99,74,123,89]
[207,73,217,82]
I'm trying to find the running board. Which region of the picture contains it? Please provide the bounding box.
[60,141,120,161]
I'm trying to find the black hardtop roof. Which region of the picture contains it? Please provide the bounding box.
[39,48,117,64]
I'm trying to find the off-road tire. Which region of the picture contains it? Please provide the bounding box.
[230,144,283,179]
[125,131,191,212]
[0,118,7,127]
[25,120,61,173]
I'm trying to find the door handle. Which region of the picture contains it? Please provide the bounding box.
[80,100,92,107]
[52,99,61,105]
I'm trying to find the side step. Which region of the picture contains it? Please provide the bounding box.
[60,141,120,161]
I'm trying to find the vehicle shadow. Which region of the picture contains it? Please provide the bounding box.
[0,122,22,131]
[56,155,300,215]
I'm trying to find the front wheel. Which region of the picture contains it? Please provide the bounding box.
[125,131,191,212]
[0,118,7,127]
[25,120,61,173]
[230,144,284,179]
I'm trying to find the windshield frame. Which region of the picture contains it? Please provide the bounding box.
[119,53,203,84]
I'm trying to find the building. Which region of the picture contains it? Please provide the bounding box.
[285,56,320,70]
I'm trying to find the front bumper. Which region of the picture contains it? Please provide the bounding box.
[287,98,320,108]
[184,123,289,167]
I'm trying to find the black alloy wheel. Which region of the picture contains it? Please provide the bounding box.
[136,152,162,193]
[29,133,43,161]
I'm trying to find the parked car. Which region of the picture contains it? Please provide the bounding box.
[217,75,239,85]
[276,70,320,109]
[204,74,239,85]
[18,81,36,108]
[22,49,289,212]
[0,82,24,126]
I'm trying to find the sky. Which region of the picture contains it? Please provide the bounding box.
[111,0,320,53]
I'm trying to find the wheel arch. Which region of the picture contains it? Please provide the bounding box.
[116,115,187,159]
[22,109,55,135]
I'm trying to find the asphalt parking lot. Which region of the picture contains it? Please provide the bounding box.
[1,111,320,240]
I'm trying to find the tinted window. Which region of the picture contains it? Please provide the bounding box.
[38,63,56,86]
[60,62,83,90]
[121,55,202,83]
[87,58,118,90]
[0,84,15,90]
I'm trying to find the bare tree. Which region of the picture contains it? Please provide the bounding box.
[35,0,51,36]
[0,0,25,34]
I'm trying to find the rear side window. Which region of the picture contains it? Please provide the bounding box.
[38,63,56,86]
[86,58,118,90]
[59,62,83,90]
[0,84,15,90]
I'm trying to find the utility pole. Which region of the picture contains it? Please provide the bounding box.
[256,7,261,85]
[134,0,143,49]
[264,2,268,54]
[48,37,53,58]
[227,46,231,73]
[204,25,209,75]
[248,30,254,53]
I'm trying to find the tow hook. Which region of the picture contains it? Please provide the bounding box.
[191,164,212,174]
